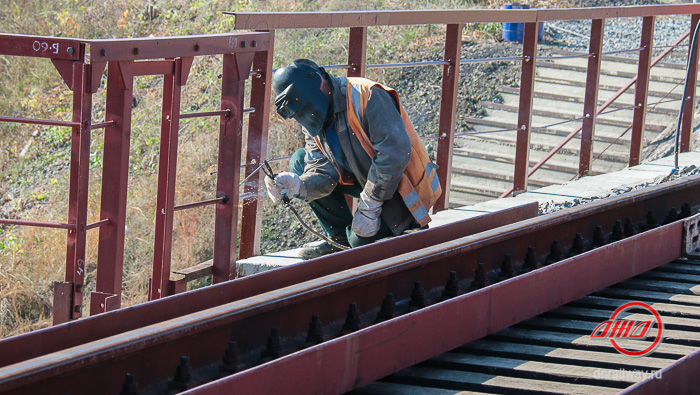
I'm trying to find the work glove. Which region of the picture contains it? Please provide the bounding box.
[351,190,383,237]
[264,172,301,204]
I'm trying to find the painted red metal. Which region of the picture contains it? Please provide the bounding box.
[0,205,684,394]
[500,29,691,198]
[192,223,682,395]
[212,53,254,282]
[0,219,73,229]
[512,22,538,195]
[579,19,604,177]
[150,58,184,301]
[87,33,270,61]
[680,13,700,153]
[621,347,700,394]
[0,202,536,371]
[239,36,274,259]
[348,27,368,77]
[91,60,135,316]
[434,23,463,212]
[0,116,79,128]
[630,16,655,167]
[63,61,93,321]
[0,34,82,60]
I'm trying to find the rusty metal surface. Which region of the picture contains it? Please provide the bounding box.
[189,223,683,394]
[0,203,535,370]
[0,177,697,393]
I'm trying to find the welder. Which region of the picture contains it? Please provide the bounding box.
[264,59,441,259]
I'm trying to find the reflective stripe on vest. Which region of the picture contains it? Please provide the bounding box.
[345,77,442,227]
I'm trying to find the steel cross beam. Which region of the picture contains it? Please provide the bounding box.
[0,203,535,370]
[0,176,697,393]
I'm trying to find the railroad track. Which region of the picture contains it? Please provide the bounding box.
[353,256,700,394]
[1,175,699,394]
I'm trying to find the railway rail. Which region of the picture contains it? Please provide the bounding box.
[1,175,699,394]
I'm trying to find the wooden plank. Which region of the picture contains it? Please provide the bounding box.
[594,287,700,306]
[463,339,671,370]
[617,278,700,295]
[351,381,489,394]
[492,328,692,358]
[654,262,700,275]
[429,353,635,386]
[635,270,700,284]
[524,316,700,345]
[572,295,700,317]
[390,366,618,395]
[551,306,700,328]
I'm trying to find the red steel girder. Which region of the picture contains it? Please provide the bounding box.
[0,203,535,369]
[0,176,697,393]
[193,222,683,394]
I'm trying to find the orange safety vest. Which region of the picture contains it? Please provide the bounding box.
[343,77,442,227]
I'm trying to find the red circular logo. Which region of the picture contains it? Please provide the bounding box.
[590,301,664,357]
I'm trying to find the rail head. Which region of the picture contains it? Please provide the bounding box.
[228,4,700,30]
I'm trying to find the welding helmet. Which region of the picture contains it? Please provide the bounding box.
[272,61,330,137]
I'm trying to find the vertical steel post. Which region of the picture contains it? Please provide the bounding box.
[680,14,700,153]
[213,53,253,283]
[630,16,655,166]
[92,61,134,315]
[434,23,462,212]
[512,22,538,195]
[344,26,368,210]
[240,34,275,259]
[348,27,367,77]
[56,62,92,324]
[579,19,605,177]
[149,59,184,300]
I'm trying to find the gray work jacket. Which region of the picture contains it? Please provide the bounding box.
[297,75,416,235]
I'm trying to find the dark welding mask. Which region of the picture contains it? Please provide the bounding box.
[272,62,330,137]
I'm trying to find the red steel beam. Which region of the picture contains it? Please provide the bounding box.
[239,34,275,259]
[198,223,682,394]
[0,202,536,370]
[512,22,538,195]
[59,61,93,322]
[348,27,368,77]
[212,53,254,282]
[622,347,700,394]
[630,16,655,167]
[149,58,185,301]
[434,23,463,212]
[229,5,700,29]
[0,34,83,60]
[680,13,700,153]
[91,60,135,316]
[578,19,604,177]
[0,203,685,393]
[86,33,270,61]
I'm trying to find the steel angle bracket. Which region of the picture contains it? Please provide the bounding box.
[682,213,700,258]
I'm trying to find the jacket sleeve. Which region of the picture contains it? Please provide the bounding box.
[298,132,339,202]
[361,87,411,201]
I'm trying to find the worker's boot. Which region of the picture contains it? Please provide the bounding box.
[298,239,348,259]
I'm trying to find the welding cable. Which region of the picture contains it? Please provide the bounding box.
[674,23,700,171]
[262,160,350,252]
